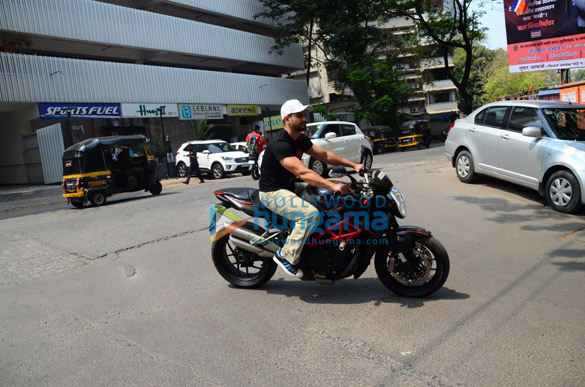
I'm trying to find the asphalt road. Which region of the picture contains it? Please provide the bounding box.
[1,144,584,386]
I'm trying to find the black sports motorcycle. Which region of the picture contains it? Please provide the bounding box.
[210,166,449,297]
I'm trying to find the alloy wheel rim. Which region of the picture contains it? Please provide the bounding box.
[457,156,469,177]
[313,161,323,175]
[550,177,572,207]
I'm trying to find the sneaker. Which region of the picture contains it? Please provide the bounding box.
[182,181,189,185]
[273,250,303,278]
[199,180,205,184]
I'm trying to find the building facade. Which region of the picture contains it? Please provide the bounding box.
[0,0,307,184]
[300,2,459,136]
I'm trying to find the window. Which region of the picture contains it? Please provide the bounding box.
[433,92,451,103]
[342,124,356,136]
[474,109,488,125]
[508,107,543,133]
[321,124,341,138]
[483,107,508,128]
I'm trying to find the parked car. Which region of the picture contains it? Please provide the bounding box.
[175,140,249,179]
[362,125,397,154]
[257,121,373,177]
[303,121,373,176]
[397,120,431,151]
[445,100,585,214]
[231,141,248,153]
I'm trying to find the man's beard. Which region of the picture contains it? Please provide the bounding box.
[290,121,306,132]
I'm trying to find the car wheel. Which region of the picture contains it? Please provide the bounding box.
[89,191,107,207]
[310,158,327,177]
[546,170,582,214]
[212,163,225,179]
[455,150,477,183]
[177,162,187,178]
[375,145,384,154]
[361,152,373,170]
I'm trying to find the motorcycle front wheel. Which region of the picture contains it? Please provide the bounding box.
[375,236,449,298]
[251,167,260,180]
[211,234,277,288]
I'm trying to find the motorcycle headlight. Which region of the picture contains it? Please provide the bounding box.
[389,187,407,218]
[221,156,233,161]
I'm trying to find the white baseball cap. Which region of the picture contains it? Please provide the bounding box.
[280,99,313,120]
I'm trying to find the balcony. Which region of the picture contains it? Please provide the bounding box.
[423,79,457,92]
[426,101,459,114]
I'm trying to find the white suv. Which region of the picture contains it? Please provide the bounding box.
[258,121,373,177]
[175,140,250,179]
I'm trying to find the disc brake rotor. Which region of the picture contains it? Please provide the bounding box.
[390,242,433,286]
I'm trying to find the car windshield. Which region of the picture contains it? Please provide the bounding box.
[543,108,585,141]
[305,124,323,139]
[207,143,237,153]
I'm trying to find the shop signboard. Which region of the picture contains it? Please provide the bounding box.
[179,104,226,120]
[263,115,284,131]
[227,105,261,116]
[39,103,121,119]
[121,103,179,118]
[504,0,585,72]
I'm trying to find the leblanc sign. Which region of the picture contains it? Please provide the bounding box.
[179,104,226,120]
[121,103,179,118]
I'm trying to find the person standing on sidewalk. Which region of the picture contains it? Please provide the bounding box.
[259,99,362,278]
[183,144,204,184]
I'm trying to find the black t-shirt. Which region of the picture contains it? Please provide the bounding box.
[259,130,313,192]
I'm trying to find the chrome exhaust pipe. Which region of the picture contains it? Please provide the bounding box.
[229,236,274,258]
[230,227,279,253]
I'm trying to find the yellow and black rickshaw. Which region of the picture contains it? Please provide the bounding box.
[396,120,431,151]
[62,135,162,208]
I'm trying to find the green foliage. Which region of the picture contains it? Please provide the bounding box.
[453,44,496,110]
[191,119,214,140]
[346,59,410,125]
[313,104,339,121]
[482,49,558,103]
[257,0,410,124]
[382,0,487,114]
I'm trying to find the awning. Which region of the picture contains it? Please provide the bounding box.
[538,89,559,96]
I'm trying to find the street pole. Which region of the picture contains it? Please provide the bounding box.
[156,107,170,178]
[266,106,273,138]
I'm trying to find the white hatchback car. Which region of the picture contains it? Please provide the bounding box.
[175,140,250,179]
[258,121,373,177]
[445,100,585,214]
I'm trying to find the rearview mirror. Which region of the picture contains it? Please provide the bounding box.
[329,166,347,178]
[522,126,542,138]
[324,132,337,140]
[202,150,210,155]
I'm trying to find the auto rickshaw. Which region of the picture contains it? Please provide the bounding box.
[396,120,431,151]
[62,135,162,208]
[362,125,398,154]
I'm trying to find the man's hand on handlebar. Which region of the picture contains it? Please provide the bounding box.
[332,182,353,196]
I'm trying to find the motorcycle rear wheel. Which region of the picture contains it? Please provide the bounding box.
[375,236,449,298]
[211,234,277,288]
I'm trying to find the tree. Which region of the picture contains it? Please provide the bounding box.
[482,49,557,102]
[382,0,486,114]
[453,43,495,110]
[192,119,214,140]
[256,0,411,125]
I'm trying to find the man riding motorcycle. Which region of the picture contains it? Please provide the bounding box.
[259,99,363,278]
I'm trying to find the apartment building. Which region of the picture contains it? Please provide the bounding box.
[301,2,459,135]
[0,0,307,184]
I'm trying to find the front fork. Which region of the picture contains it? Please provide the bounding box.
[385,216,432,270]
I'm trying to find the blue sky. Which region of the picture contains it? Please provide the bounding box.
[474,1,507,49]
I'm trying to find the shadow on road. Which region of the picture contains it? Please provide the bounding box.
[231,278,469,307]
